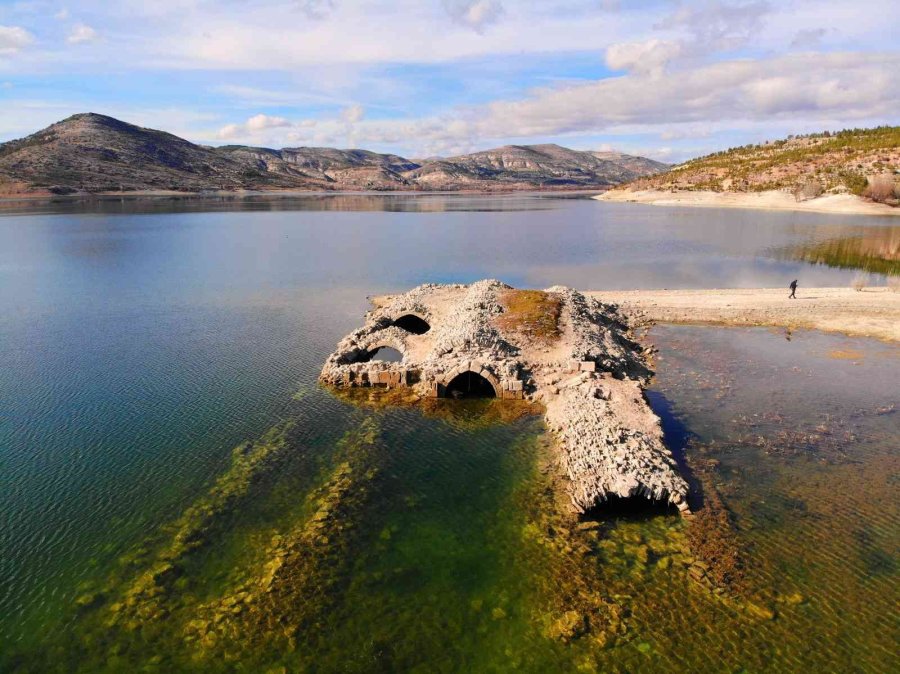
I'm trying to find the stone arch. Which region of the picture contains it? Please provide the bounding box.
[392,313,431,335]
[441,369,500,399]
[348,336,406,364]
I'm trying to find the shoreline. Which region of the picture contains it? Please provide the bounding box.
[0,188,606,203]
[597,189,900,217]
[586,287,900,343]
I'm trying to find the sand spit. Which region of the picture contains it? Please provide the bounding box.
[587,287,900,343]
[320,280,689,513]
[597,189,900,217]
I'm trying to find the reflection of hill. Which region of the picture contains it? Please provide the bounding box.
[0,192,563,216]
[782,227,900,276]
[328,386,541,430]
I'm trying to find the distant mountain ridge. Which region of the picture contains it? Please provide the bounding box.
[0,113,668,196]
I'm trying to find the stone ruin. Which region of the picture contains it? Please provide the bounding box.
[320,280,690,515]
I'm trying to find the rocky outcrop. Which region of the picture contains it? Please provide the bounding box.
[0,114,668,196]
[320,281,689,513]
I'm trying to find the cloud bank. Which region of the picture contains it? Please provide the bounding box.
[0,0,896,161]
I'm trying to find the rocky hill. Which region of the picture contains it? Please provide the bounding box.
[0,113,668,196]
[589,151,669,178]
[407,144,667,190]
[616,126,900,204]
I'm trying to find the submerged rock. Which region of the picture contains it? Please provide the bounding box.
[321,281,689,513]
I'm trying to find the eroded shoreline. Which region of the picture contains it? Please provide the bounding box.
[587,287,900,343]
[597,189,900,217]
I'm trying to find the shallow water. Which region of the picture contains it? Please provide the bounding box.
[1,195,898,671]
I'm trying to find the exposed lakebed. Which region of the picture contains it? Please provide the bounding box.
[1,195,897,671]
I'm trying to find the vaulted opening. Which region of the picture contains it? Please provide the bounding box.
[585,494,679,520]
[444,371,497,399]
[352,346,404,363]
[392,314,430,335]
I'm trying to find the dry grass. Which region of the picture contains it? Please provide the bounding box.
[496,289,562,343]
[887,276,900,293]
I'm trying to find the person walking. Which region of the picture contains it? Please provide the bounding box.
[789,279,798,299]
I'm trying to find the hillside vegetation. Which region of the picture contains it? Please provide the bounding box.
[627,126,900,205]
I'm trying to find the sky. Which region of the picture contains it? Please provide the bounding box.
[0,0,898,161]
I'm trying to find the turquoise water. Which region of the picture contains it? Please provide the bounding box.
[1,195,898,671]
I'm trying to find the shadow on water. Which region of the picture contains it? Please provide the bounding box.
[584,495,679,523]
[645,389,708,510]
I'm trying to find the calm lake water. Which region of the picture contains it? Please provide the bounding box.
[1,194,898,672]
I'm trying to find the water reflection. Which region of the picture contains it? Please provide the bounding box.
[775,225,900,276]
[0,191,568,216]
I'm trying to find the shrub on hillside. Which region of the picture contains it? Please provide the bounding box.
[793,181,823,202]
[863,174,899,205]
[839,171,869,195]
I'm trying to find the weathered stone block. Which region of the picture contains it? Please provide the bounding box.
[580,361,597,372]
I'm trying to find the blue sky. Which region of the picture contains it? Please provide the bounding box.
[0,0,898,161]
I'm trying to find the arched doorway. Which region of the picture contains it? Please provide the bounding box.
[392,314,430,335]
[444,371,497,399]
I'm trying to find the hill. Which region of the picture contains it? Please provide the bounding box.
[0,114,667,196]
[406,144,668,190]
[613,126,900,205]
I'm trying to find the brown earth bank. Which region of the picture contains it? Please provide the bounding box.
[586,287,900,343]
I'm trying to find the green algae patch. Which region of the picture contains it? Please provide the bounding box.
[104,422,296,630]
[329,384,541,429]
[503,437,637,656]
[183,417,388,665]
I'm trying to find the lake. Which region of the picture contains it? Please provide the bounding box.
[1,194,897,672]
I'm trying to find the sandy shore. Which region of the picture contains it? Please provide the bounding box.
[597,189,900,217]
[586,287,900,343]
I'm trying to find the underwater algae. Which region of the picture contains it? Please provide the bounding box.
[5,326,898,673]
[182,417,390,667]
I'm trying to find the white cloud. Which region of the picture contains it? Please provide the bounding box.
[656,1,772,53]
[67,23,99,45]
[605,1,775,77]
[293,51,899,156]
[217,113,292,139]
[297,0,336,20]
[791,28,827,49]
[605,39,683,75]
[1,81,13,89]
[442,0,504,33]
[54,9,71,21]
[0,25,34,55]
[246,113,291,131]
[340,104,364,123]
[472,52,899,138]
